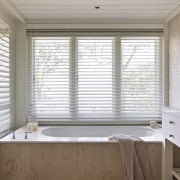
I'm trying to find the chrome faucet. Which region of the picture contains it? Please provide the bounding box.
[12,131,15,139]
[25,131,32,139]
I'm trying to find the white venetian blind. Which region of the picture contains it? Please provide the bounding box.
[120,37,162,116]
[0,19,12,135]
[28,37,70,119]
[28,32,163,122]
[77,38,113,114]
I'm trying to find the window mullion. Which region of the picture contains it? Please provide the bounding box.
[69,37,78,119]
[28,37,36,121]
[9,27,15,128]
[113,37,121,117]
[157,37,163,112]
[160,38,163,109]
[155,39,159,111]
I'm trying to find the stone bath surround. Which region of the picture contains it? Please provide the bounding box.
[0,142,162,180]
[0,126,162,180]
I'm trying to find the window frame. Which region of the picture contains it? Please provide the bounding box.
[27,32,164,125]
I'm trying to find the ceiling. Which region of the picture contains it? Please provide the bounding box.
[8,0,180,23]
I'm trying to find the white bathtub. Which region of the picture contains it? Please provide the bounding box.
[41,126,154,137]
[0,126,163,143]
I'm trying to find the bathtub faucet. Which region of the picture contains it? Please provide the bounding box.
[12,131,15,139]
[25,131,32,139]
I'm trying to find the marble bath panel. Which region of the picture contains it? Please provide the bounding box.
[0,143,162,180]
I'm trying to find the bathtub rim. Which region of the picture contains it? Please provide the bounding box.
[0,125,163,143]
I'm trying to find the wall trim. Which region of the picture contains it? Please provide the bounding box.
[0,0,26,23]
[165,5,180,23]
[27,23,164,30]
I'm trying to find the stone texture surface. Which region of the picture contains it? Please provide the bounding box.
[0,142,162,180]
[169,13,180,109]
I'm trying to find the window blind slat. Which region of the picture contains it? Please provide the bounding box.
[0,19,11,136]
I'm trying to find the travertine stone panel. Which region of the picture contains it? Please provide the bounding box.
[0,143,162,180]
[169,13,180,108]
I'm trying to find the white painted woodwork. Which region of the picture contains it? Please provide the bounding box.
[162,110,180,148]
[162,109,180,180]
[7,0,180,22]
[26,23,164,29]
[162,139,173,180]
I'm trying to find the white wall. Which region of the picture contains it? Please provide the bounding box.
[168,13,180,109]
[15,21,27,128]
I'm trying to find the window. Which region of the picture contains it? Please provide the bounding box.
[120,37,162,114]
[77,38,113,113]
[0,19,13,136]
[29,37,70,119]
[28,32,163,123]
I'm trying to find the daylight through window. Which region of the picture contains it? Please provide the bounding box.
[28,32,163,122]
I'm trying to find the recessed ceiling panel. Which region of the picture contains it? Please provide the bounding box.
[9,0,180,22]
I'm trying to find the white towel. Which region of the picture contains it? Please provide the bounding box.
[109,134,153,180]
